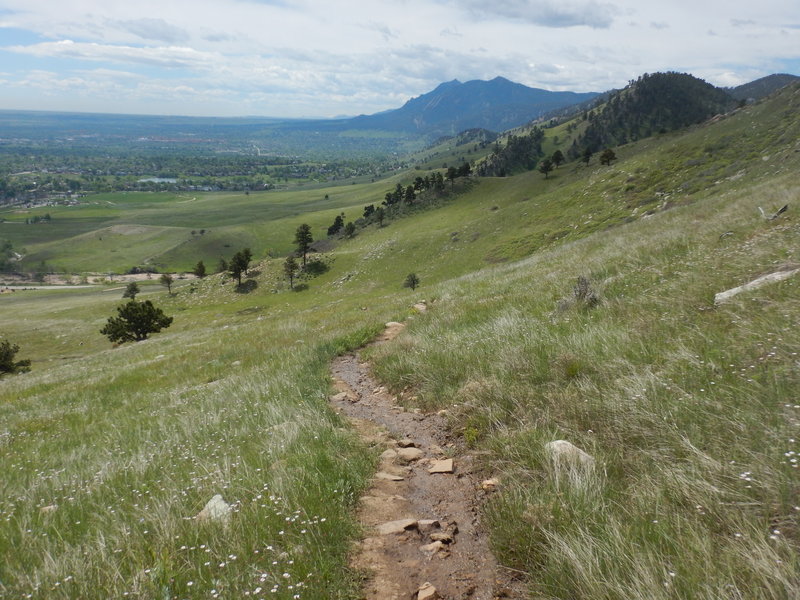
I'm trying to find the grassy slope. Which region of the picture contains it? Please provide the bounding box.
[1,84,799,599]
[0,184,390,272]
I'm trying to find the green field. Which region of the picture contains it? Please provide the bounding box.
[1,85,799,599]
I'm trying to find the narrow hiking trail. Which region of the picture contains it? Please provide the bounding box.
[330,321,525,600]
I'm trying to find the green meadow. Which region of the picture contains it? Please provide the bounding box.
[1,85,799,598]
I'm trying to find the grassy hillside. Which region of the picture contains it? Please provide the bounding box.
[0,184,389,273]
[1,83,799,599]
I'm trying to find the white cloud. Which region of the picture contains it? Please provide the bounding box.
[454,0,620,28]
[0,0,797,116]
[114,18,190,44]
[6,40,219,70]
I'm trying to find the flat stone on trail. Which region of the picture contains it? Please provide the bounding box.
[397,437,416,448]
[418,519,440,532]
[196,494,232,523]
[396,447,425,463]
[419,540,446,557]
[376,518,418,535]
[428,458,454,474]
[417,582,440,599]
[375,472,404,481]
[380,448,398,461]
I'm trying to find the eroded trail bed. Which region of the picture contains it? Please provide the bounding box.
[330,326,523,600]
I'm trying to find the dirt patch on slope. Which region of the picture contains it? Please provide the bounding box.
[330,322,525,599]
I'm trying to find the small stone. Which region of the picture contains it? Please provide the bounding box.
[375,472,404,481]
[419,540,445,557]
[481,477,500,492]
[196,494,232,523]
[436,409,448,417]
[397,438,416,448]
[231,360,241,366]
[418,519,440,533]
[396,447,425,463]
[39,505,57,514]
[331,392,351,402]
[428,459,454,474]
[376,518,418,535]
[417,582,439,600]
[430,531,454,544]
[413,301,428,313]
[380,449,398,461]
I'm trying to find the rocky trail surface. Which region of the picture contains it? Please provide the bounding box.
[330,321,525,600]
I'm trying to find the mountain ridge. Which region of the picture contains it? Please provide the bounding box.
[343,76,600,137]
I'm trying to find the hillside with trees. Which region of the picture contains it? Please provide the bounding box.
[567,72,736,159]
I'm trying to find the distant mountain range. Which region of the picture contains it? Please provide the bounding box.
[342,77,599,137]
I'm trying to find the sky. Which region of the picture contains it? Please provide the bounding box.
[0,0,798,118]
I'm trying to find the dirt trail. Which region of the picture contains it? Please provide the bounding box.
[330,321,524,600]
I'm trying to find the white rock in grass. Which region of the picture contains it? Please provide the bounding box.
[196,494,232,523]
[544,440,595,468]
[714,268,800,304]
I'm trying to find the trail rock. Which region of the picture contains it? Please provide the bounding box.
[417,582,440,599]
[375,472,404,481]
[420,540,446,557]
[377,518,418,535]
[331,391,356,403]
[428,459,454,474]
[381,449,398,461]
[430,531,454,544]
[397,437,416,448]
[196,494,232,523]
[397,447,425,463]
[413,301,428,313]
[418,519,440,533]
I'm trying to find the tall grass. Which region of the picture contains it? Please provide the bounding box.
[370,174,800,598]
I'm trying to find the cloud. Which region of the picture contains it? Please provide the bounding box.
[440,27,463,38]
[5,40,218,70]
[455,0,620,28]
[114,18,190,44]
[650,21,669,30]
[362,21,397,42]
[730,18,755,27]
